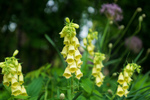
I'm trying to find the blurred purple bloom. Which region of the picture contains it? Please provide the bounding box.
[125,36,142,53]
[100,3,123,21]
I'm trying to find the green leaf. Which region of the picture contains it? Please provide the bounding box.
[27,77,43,97]
[104,58,121,66]
[14,95,30,99]
[134,49,144,63]
[76,96,86,100]
[93,90,102,97]
[90,95,102,100]
[45,34,66,68]
[67,88,71,100]
[80,79,93,94]
[29,96,38,100]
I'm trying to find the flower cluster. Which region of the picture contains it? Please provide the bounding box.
[59,18,83,80]
[92,52,105,87]
[83,29,98,56]
[0,50,27,96]
[100,3,123,21]
[117,63,141,97]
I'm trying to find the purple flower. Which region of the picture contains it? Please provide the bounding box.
[125,36,142,53]
[100,3,123,21]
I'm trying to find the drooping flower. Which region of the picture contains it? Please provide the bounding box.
[59,17,83,80]
[100,3,123,21]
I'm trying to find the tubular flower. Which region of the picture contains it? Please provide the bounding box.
[92,52,105,87]
[116,63,141,97]
[59,17,83,80]
[83,29,98,56]
[0,50,28,96]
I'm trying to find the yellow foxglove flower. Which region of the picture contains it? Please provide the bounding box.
[96,63,103,71]
[66,54,74,64]
[19,73,24,84]
[64,36,70,45]
[13,50,19,56]
[92,67,98,77]
[17,64,22,75]
[75,69,83,80]
[117,72,124,85]
[68,45,75,55]
[11,77,18,87]
[7,73,12,81]
[63,67,72,79]
[10,67,16,74]
[89,51,94,56]
[69,61,77,73]
[61,45,68,58]
[21,85,28,96]
[83,38,87,46]
[3,74,10,86]
[96,76,102,87]
[12,85,21,96]
[74,49,82,61]
[14,74,18,80]
[14,60,19,66]
[77,59,83,67]
[123,81,128,90]
[99,72,105,80]
[127,77,132,84]
[123,71,129,81]
[71,36,76,44]
[124,89,129,97]
[125,64,131,72]
[59,32,65,38]
[75,37,80,48]
[116,85,124,97]
[2,68,5,74]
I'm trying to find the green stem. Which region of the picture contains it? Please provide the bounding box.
[110,94,116,100]
[71,76,74,99]
[44,78,51,100]
[113,10,138,48]
[100,19,110,51]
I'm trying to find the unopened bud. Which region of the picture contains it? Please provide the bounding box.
[73,23,79,28]
[147,48,150,54]
[108,43,113,49]
[109,20,113,25]
[13,50,19,56]
[137,7,142,12]
[108,89,113,94]
[112,72,117,77]
[60,93,65,100]
[142,14,146,18]
[119,25,124,30]
[65,17,70,23]
[139,16,143,22]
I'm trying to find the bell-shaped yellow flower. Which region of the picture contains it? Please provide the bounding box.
[59,32,65,38]
[96,63,103,71]
[11,77,18,87]
[75,37,80,48]
[96,76,102,87]
[68,45,75,55]
[69,61,77,73]
[64,36,70,45]
[123,71,129,81]
[10,67,16,74]
[123,81,129,90]
[66,54,74,64]
[92,67,98,77]
[61,46,68,58]
[63,67,72,79]
[74,49,82,61]
[124,89,129,97]
[87,44,94,52]
[99,72,105,80]
[77,59,83,67]
[117,72,124,85]
[21,85,28,96]
[17,64,22,75]
[14,74,18,80]
[89,51,94,56]
[116,85,124,97]
[19,73,24,84]
[125,64,131,72]
[127,77,132,84]
[11,85,21,96]
[7,73,12,81]
[75,69,83,80]
[3,74,10,86]
[83,38,87,46]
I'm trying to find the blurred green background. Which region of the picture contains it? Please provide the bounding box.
[0,0,149,78]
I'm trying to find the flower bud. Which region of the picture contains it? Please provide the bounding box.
[108,43,113,49]
[112,73,117,77]
[60,93,65,100]
[65,17,70,23]
[137,7,142,12]
[107,89,112,94]
[109,20,113,24]
[142,14,146,18]
[13,50,19,56]
[139,16,143,22]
